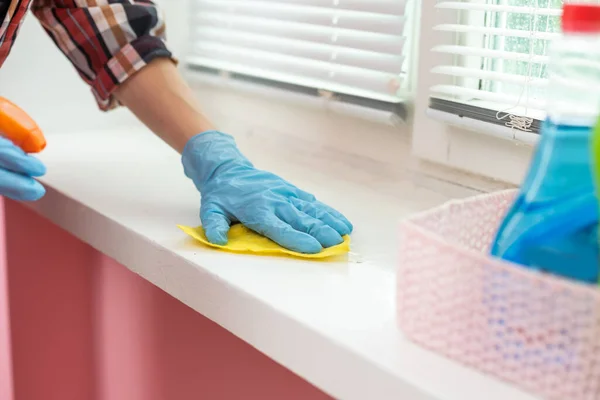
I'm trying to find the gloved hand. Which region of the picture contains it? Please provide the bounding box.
[0,137,46,201]
[182,131,353,254]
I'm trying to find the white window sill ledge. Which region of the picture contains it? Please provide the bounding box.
[25,126,536,400]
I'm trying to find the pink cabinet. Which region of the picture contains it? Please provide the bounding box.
[0,199,329,400]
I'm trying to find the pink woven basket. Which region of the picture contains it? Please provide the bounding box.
[397,189,600,400]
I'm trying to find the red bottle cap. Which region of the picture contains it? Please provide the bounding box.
[562,4,600,33]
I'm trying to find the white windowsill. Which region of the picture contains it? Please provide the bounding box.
[25,123,537,400]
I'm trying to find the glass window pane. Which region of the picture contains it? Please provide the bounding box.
[484,0,563,101]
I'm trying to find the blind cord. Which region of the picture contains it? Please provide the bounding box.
[494,0,555,134]
[496,112,534,131]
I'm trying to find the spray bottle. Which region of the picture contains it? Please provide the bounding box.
[0,97,46,153]
[491,4,600,283]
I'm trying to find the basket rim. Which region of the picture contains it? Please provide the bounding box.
[399,190,600,297]
[402,189,517,225]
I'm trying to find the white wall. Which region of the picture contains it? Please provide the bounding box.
[0,16,129,133]
[0,0,189,134]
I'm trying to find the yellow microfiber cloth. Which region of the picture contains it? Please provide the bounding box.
[178,223,350,259]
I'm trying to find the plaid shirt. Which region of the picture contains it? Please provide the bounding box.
[0,0,173,110]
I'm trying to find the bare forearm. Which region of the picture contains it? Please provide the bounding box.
[114,59,215,153]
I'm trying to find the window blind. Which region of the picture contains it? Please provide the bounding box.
[187,0,412,105]
[428,0,565,132]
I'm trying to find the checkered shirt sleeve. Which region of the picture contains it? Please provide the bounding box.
[32,0,174,111]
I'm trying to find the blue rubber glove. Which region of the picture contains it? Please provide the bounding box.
[0,137,45,201]
[182,131,353,254]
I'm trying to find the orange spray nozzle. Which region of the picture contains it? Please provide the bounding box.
[0,97,46,154]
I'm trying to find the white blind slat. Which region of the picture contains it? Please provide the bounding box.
[432,66,548,88]
[193,14,405,55]
[219,0,409,15]
[188,55,402,103]
[432,45,549,64]
[429,0,564,117]
[194,1,406,36]
[188,0,411,102]
[433,24,560,41]
[191,44,401,90]
[435,2,562,16]
[193,28,404,74]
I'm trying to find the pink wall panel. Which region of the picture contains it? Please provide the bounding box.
[93,254,163,400]
[5,200,97,400]
[95,252,331,400]
[0,199,14,400]
[2,200,331,400]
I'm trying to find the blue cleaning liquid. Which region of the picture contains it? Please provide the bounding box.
[491,121,600,283]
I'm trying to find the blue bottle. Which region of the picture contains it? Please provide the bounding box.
[490,4,600,283]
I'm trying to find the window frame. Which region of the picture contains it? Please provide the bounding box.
[411,0,537,185]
